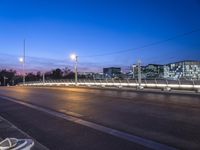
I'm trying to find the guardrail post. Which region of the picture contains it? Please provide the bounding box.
[100,79,102,85]
[119,79,122,88]
[112,78,115,86]
[178,79,181,85]
[83,79,86,86]
[101,79,105,87]
[192,79,195,87]
[94,79,97,86]
[145,79,147,87]
[126,79,129,87]
[155,78,157,87]
[165,79,168,86]
[163,79,171,91]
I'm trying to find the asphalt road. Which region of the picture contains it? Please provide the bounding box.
[0,86,200,149]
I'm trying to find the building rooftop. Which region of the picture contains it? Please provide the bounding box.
[165,60,200,65]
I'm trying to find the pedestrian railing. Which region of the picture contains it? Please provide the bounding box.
[18,79,200,92]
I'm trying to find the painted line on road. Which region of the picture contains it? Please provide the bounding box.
[59,109,83,117]
[1,96,178,150]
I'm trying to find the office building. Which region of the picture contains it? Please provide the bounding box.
[103,67,121,78]
[164,60,200,80]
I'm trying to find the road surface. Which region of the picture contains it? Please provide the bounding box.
[0,86,200,149]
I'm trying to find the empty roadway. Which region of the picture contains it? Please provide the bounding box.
[0,86,200,149]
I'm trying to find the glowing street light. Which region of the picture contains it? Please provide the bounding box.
[19,57,24,63]
[70,53,78,85]
[70,54,77,61]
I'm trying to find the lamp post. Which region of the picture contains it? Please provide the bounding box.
[19,57,25,85]
[3,76,8,86]
[70,54,78,85]
[42,72,45,84]
[132,64,136,79]
[137,59,143,89]
[20,39,26,85]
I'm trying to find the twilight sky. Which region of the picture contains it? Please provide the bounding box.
[0,0,200,72]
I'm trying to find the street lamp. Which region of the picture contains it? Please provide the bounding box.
[19,39,26,86]
[19,57,24,63]
[19,57,25,85]
[70,54,78,85]
[137,59,143,89]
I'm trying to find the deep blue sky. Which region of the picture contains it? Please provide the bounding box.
[0,0,200,72]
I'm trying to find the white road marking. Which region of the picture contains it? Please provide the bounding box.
[0,96,178,150]
[59,109,83,117]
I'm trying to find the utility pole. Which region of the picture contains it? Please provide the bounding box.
[3,76,6,86]
[43,72,45,84]
[132,64,136,79]
[70,54,78,85]
[23,39,26,85]
[138,60,142,88]
[3,76,8,86]
[75,56,78,85]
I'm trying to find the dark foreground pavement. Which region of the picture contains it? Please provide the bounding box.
[0,97,148,150]
[0,86,200,149]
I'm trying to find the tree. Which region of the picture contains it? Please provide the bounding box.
[36,71,42,80]
[52,68,63,79]
[0,69,16,86]
[62,67,74,79]
[26,73,37,81]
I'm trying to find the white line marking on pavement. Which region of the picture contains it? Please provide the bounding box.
[0,96,178,150]
[59,109,83,117]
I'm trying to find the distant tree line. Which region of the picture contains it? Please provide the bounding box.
[0,68,88,86]
[41,68,89,80]
[0,69,19,86]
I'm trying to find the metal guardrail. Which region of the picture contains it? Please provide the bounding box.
[19,79,200,92]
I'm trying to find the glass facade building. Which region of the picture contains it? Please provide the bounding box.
[103,67,121,78]
[164,60,200,80]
